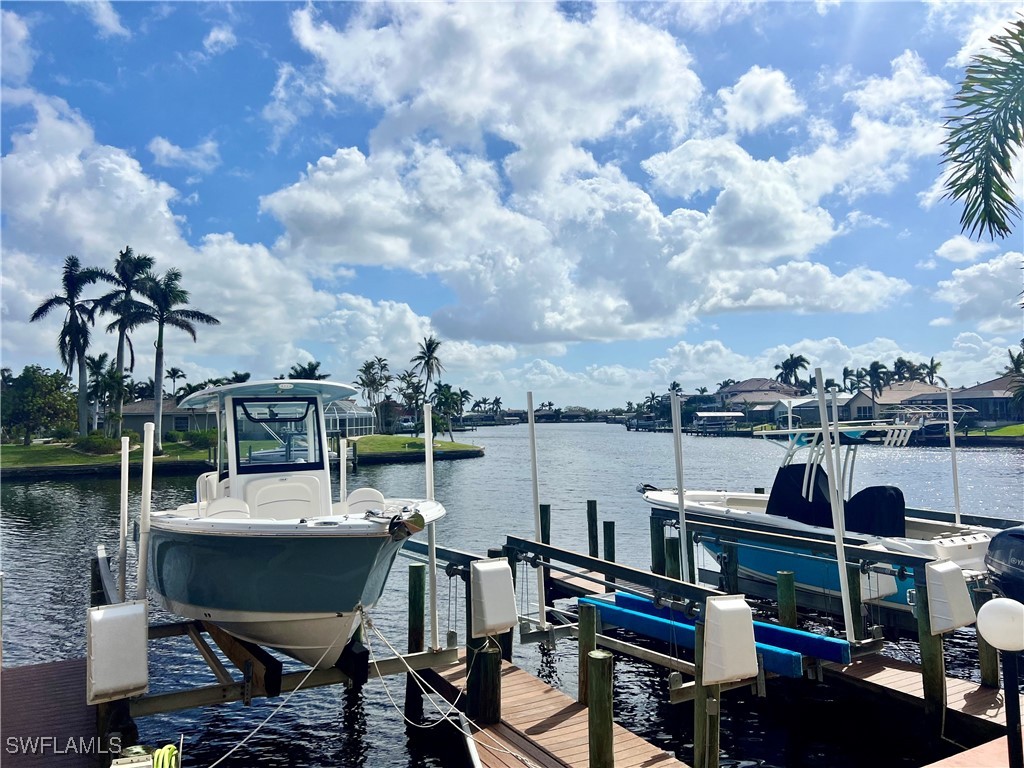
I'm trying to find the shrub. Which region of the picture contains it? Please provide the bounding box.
[164,430,186,443]
[74,434,122,455]
[50,425,77,441]
[186,429,217,449]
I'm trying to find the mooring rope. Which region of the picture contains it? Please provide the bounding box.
[205,617,352,768]
[360,609,545,768]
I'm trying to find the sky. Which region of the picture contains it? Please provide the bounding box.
[1,1,1022,411]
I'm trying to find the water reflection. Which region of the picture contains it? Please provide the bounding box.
[2,425,1021,767]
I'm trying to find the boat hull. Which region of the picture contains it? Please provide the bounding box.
[148,523,406,668]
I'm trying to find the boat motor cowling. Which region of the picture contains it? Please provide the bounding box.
[984,525,1024,603]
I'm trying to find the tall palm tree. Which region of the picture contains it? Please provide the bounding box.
[866,360,890,416]
[165,366,186,399]
[942,16,1023,240]
[95,246,156,438]
[842,366,858,393]
[140,269,220,452]
[1001,342,1024,375]
[774,353,809,387]
[85,353,110,432]
[30,255,107,434]
[923,357,948,387]
[410,335,445,391]
[491,396,503,419]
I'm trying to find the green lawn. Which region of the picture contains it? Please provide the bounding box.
[354,434,479,453]
[0,434,480,468]
[0,441,209,468]
[974,423,1024,436]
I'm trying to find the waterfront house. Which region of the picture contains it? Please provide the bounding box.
[717,378,803,424]
[121,398,217,437]
[902,375,1020,424]
[846,381,946,421]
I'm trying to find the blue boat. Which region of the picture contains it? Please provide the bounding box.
[147,379,445,668]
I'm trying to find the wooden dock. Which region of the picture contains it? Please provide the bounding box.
[423,652,688,768]
[0,659,97,767]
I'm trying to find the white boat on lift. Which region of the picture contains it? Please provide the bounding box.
[640,419,1015,624]
[144,379,445,669]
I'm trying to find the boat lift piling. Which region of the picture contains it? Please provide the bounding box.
[135,423,155,601]
[525,391,548,631]
[118,436,130,603]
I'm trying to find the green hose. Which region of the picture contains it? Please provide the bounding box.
[152,744,178,768]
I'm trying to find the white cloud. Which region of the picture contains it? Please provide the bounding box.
[1,10,35,86]
[147,136,221,173]
[203,24,237,55]
[717,66,804,136]
[73,0,130,39]
[933,235,999,264]
[931,251,1024,334]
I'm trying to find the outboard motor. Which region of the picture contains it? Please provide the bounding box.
[985,525,1024,603]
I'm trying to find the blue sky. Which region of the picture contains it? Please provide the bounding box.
[2,1,1021,410]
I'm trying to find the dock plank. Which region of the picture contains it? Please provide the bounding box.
[1,659,98,767]
[423,652,687,768]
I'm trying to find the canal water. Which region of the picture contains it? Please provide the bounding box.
[2,423,1022,767]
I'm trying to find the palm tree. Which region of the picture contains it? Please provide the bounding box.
[491,396,503,419]
[866,360,890,416]
[695,386,708,395]
[30,255,107,434]
[140,269,220,452]
[95,246,156,438]
[288,361,329,380]
[842,366,858,393]
[923,357,948,387]
[85,353,110,432]
[165,366,187,400]
[892,356,916,382]
[941,16,1023,240]
[430,381,459,440]
[774,353,809,387]
[1001,341,1024,375]
[410,335,445,391]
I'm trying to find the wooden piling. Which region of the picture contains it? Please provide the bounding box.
[405,563,425,720]
[776,571,798,628]
[587,649,615,768]
[664,534,681,581]
[540,503,552,603]
[468,646,502,726]
[350,439,358,468]
[846,563,866,642]
[914,578,947,734]
[650,518,666,576]
[721,543,739,595]
[972,587,1000,688]
[578,602,597,705]
[587,499,600,558]
[603,520,616,593]
[693,621,721,768]
[489,547,514,662]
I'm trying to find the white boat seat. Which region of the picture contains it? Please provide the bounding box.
[204,497,250,519]
[347,487,386,515]
[245,475,321,520]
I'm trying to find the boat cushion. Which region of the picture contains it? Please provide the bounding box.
[244,475,321,520]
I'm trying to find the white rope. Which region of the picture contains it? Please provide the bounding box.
[205,618,352,768]
[360,610,545,768]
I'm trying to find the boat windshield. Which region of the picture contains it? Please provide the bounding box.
[233,397,325,473]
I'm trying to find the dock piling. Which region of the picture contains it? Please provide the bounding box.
[721,543,739,595]
[665,533,681,581]
[915,578,948,734]
[587,499,600,558]
[776,571,798,628]
[693,620,721,768]
[468,646,501,725]
[650,518,666,576]
[972,587,1000,688]
[578,602,597,705]
[405,563,426,720]
[489,547,515,662]
[587,649,615,768]
[603,520,616,593]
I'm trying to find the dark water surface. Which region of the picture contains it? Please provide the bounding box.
[2,424,1022,767]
